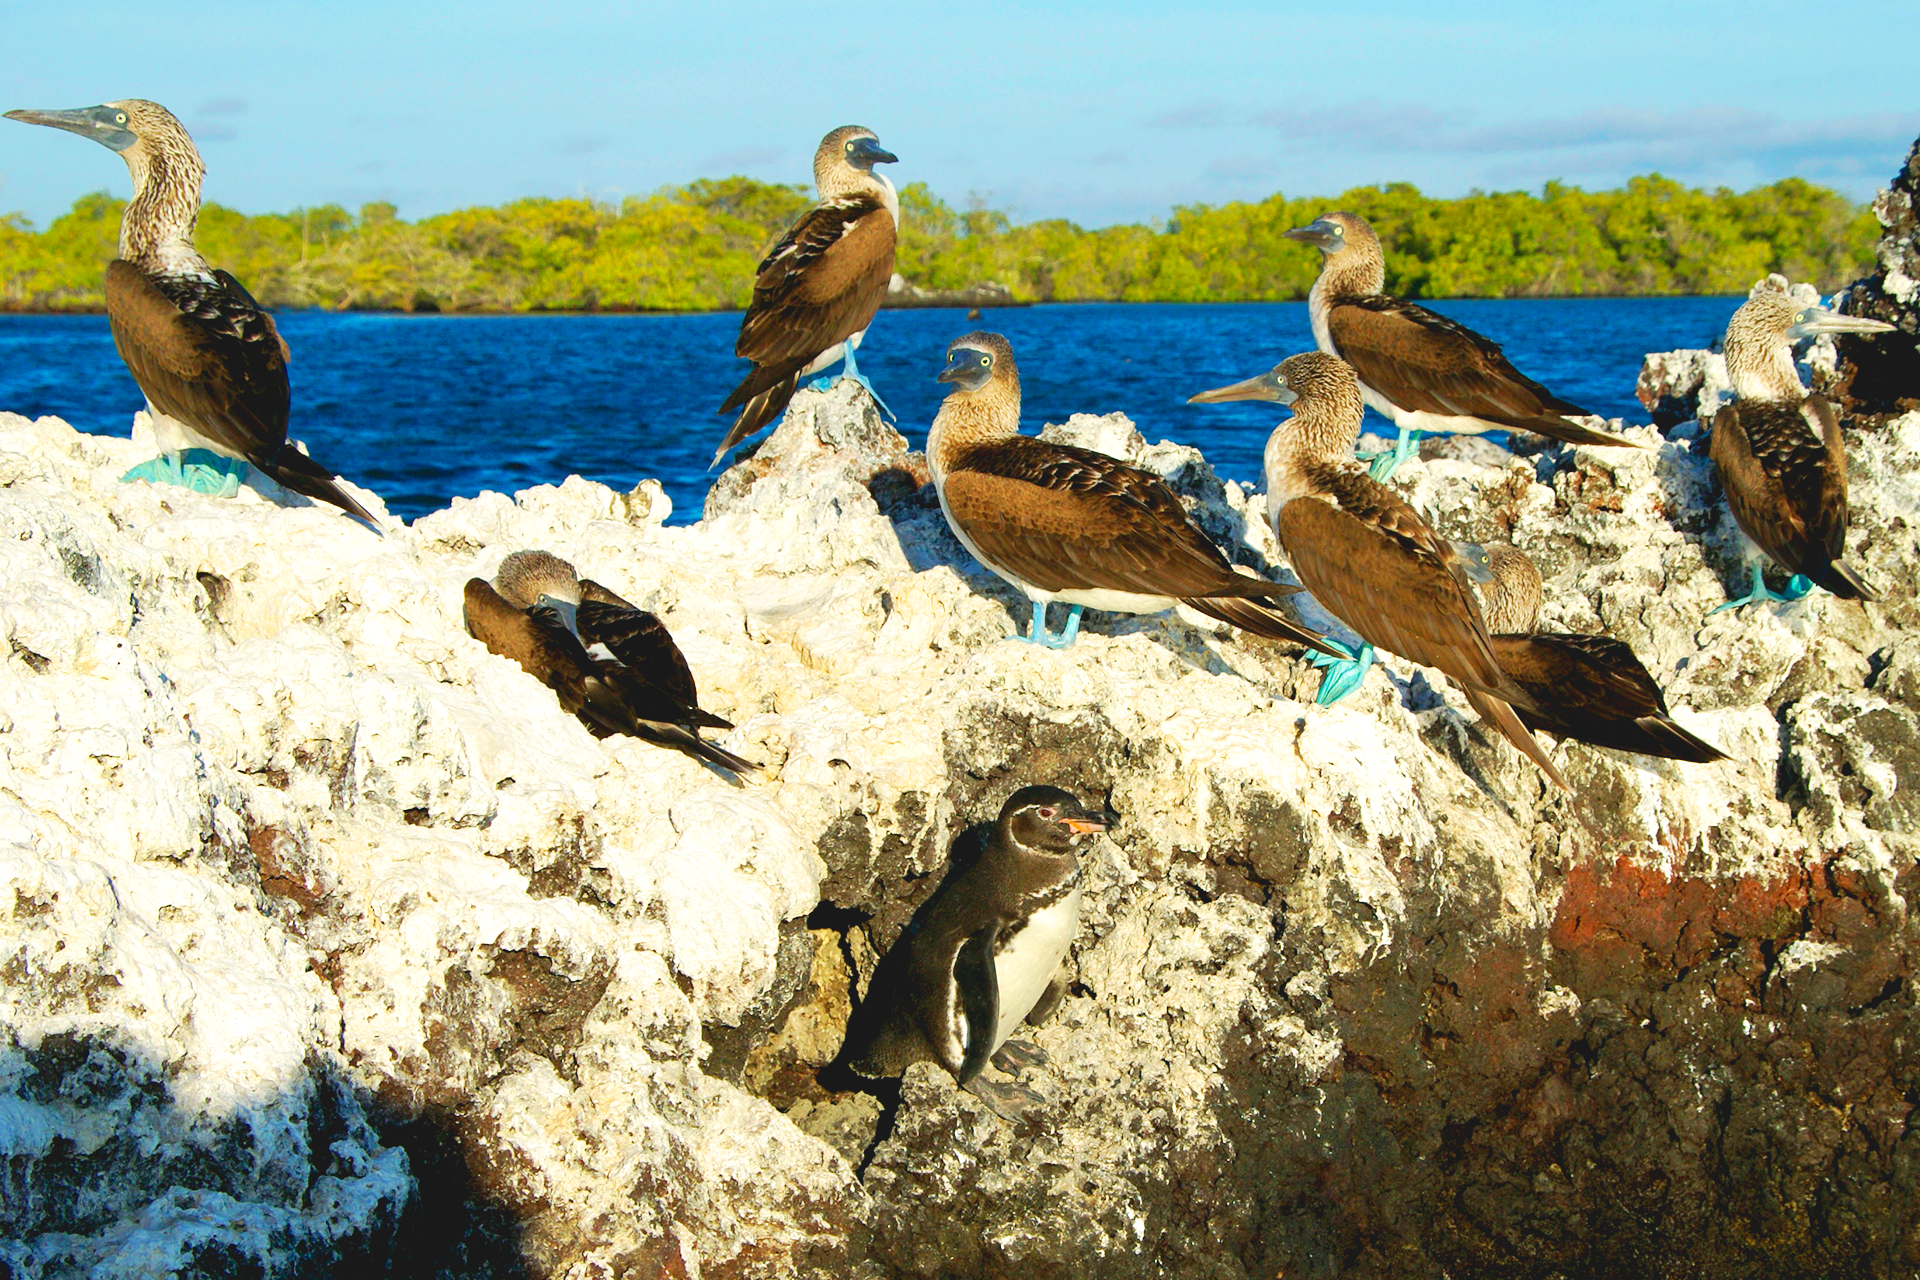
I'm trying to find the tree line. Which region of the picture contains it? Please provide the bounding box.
[0,173,1878,312]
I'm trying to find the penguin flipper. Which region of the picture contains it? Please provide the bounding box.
[953,926,1001,1086]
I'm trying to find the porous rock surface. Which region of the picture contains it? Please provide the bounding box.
[1833,132,1920,415]
[2,361,1917,1277]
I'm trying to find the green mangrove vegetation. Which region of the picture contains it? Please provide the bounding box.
[0,173,1878,312]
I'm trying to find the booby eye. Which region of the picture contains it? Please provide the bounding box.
[114,112,127,125]
[979,355,990,366]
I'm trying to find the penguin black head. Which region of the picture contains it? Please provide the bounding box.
[996,785,1109,857]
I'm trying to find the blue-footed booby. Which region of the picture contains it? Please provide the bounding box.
[714,126,899,464]
[1188,352,1568,790]
[1459,542,1727,763]
[930,332,1341,654]
[1284,211,1641,481]
[4,100,379,527]
[1707,288,1893,611]
[464,551,753,775]
[831,786,1108,1116]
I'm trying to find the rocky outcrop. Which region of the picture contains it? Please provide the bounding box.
[1830,133,1920,416]
[3,338,1918,1279]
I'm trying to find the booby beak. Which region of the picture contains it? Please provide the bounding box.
[847,136,898,169]
[1452,540,1497,585]
[1787,305,1897,341]
[4,105,137,153]
[937,347,994,392]
[533,593,581,637]
[1186,368,1295,406]
[1282,219,1342,251]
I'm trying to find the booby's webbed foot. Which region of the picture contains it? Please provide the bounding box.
[121,449,248,497]
[1361,429,1421,483]
[1015,601,1084,649]
[990,1039,1049,1073]
[837,369,897,422]
[962,1073,1049,1123]
[1310,638,1377,705]
[1709,563,1811,615]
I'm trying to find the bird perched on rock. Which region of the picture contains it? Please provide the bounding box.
[4,100,378,526]
[1456,542,1727,763]
[929,331,1341,654]
[1188,351,1567,790]
[1283,210,1641,481]
[463,551,752,775]
[1707,286,1893,611]
[831,785,1109,1117]
[714,126,899,464]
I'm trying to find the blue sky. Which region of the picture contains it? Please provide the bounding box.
[1,0,1915,230]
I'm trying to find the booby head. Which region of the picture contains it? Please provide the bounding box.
[1284,210,1377,256]
[997,786,1110,857]
[1462,543,1543,634]
[493,550,585,633]
[1724,290,1896,400]
[1283,210,1384,295]
[6,99,205,266]
[937,331,1020,397]
[1188,351,1366,459]
[814,125,897,196]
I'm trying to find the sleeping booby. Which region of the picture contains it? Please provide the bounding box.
[1457,542,1727,763]
[464,551,753,775]
[831,786,1109,1116]
[1284,210,1641,481]
[4,100,378,526]
[930,332,1341,654]
[1188,351,1568,790]
[714,126,899,464]
[1707,288,1893,610]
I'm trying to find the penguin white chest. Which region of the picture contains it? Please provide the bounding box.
[990,884,1081,1053]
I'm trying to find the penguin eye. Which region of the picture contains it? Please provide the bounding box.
[1037,807,1056,819]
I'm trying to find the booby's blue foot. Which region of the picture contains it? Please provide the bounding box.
[1015,601,1084,649]
[808,347,897,421]
[1360,430,1421,483]
[1710,563,1811,614]
[1309,639,1376,705]
[120,449,248,497]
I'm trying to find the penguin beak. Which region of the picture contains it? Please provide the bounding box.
[1187,368,1294,405]
[1059,806,1110,836]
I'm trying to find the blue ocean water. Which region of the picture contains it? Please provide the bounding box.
[0,298,1739,523]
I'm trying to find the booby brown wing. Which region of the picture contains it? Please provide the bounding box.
[1328,296,1628,447]
[1278,477,1566,788]
[1492,633,1728,763]
[1709,398,1873,600]
[944,440,1337,653]
[715,196,895,455]
[463,579,634,738]
[576,584,732,732]
[106,260,378,525]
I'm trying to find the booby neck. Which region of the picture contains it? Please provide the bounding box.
[1723,294,1808,403]
[1477,545,1543,634]
[1263,361,1368,510]
[119,140,208,275]
[813,126,901,224]
[928,334,1022,481]
[1297,212,1386,354]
